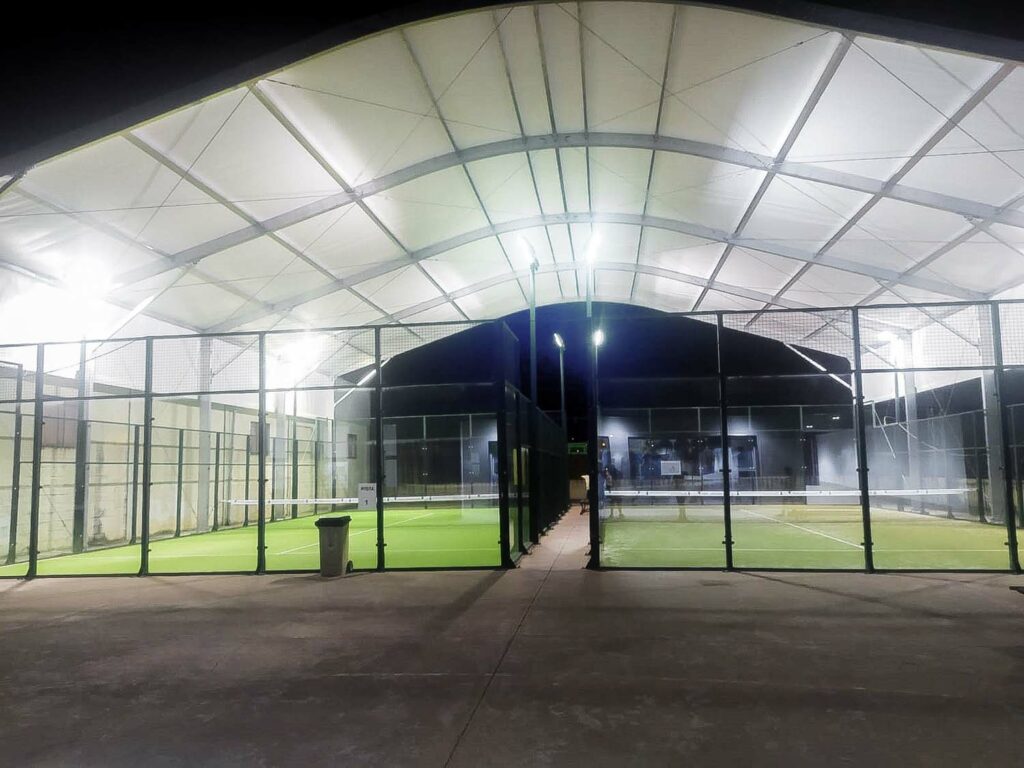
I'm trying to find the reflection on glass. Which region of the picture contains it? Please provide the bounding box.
[727,377,863,570]
[864,370,1009,569]
[148,394,259,574]
[598,379,726,568]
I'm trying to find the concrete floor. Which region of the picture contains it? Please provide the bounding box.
[3,511,1024,767]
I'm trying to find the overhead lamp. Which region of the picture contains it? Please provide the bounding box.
[62,259,118,299]
[553,332,565,349]
[877,330,905,365]
[517,235,539,270]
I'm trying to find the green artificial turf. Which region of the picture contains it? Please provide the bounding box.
[2,503,1015,576]
[600,504,1016,570]
[0,507,501,577]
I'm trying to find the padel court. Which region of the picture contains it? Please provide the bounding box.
[0,500,502,576]
[601,501,1012,570]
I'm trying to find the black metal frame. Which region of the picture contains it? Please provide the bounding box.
[587,300,1024,573]
[3,298,1024,577]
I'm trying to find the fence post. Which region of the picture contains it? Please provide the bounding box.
[851,309,875,572]
[5,364,24,566]
[375,327,386,571]
[256,334,267,574]
[990,303,1020,572]
[27,345,44,578]
[716,315,734,570]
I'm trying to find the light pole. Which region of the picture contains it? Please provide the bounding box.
[553,333,566,434]
[584,230,601,320]
[519,237,540,403]
[519,237,541,544]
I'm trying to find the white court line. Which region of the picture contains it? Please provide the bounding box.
[275,511,436,556]
[612,547,861,553]
[737,508,864,550]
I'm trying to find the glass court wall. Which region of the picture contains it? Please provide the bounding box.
[0,319,551,577]
[593,301,1024,572]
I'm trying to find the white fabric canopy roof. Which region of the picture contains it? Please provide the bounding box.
[0,1,1022,360]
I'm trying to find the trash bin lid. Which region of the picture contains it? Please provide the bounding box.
[315,516,352,528]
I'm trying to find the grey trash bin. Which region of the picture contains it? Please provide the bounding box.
[315,516,353,577]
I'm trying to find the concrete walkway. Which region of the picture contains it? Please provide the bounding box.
[2,511,1023,766]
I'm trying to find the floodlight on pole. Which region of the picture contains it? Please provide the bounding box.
[584,229,601,319]
[517,235,539,270]
[592,329,605,347]
[553,332,566,433]
[877,330,906,367]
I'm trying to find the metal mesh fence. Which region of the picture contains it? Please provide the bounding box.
[264,329,376,390]
[152,335,260,394]
[1000,302,1024,366]
[858,304,995,371]
[380,322,481,359]
[722,309,855,365]
[3,299,1023,577]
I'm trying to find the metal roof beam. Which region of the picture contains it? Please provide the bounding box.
[209,210,983,332]
[693,34,852,311]
[246,83,469,323]
[111,129,1024,290]
[391,259,812,322]
[751,61,1015,321]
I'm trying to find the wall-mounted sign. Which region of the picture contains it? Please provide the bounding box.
[660,460,681,476]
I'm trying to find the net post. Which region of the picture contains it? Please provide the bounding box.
[140,338,153,576]
[716,314,734,570]
[375,326,385,572]
[27,345,44,578]
[990,303,1020,572]
[256,333,267,574]
[851,309,875,573]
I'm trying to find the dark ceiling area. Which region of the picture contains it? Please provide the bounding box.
[2,1,1022,176]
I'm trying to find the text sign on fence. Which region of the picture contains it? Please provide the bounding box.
[660,460,681,476]
[358,483,377,510]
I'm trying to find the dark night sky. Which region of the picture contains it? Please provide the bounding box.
[2,1,1023,175]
